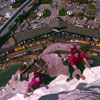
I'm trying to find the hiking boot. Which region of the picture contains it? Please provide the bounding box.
[66,77,73,82]
[76,75,80,80]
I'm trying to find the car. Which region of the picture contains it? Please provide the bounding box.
[26,44,33,48]
[0,4,7,9]
[32,43,35,46]
[7,49,15,54]
[35,41,41,45]
[96,43,100,46]
[34,21,38,24]
[15,46,25,51]
[70,40,78,43]
[75,24,84,27]
[33,24,40,29]
[78,40,86,44]
[28,44,33,47]
[42,40,47,44]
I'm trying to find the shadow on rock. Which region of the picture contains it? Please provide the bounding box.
[38,91,68,100]
[39,81,100,100]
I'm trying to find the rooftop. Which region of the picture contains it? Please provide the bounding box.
[65,25,100,38]
[16,25,53,42]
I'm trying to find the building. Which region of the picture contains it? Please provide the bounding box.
[4,12,12,19]
[64,25,100,42]
[49,17,67,37]
[16,17,100,44]
[15,25,54,44]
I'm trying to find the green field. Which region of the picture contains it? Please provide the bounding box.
[91,57,100,67]
[0,64,20,87]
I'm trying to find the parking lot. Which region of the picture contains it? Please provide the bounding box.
[0,0,15,28]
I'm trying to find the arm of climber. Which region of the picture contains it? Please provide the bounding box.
[83,58,91,69]
[72,65,85,80]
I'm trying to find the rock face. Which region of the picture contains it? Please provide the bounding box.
[40,53,69,77]
[3,66,100,100]
[40,43,73,56]
[39,43,73,77]
[1,43,100,100]
[55,88,100,100]
[39,74,100,100]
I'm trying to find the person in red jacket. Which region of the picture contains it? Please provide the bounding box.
[24,72,47,98]
[66,47,91,81]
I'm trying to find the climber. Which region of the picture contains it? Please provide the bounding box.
[24,72,48,98]
[66,47,91,81]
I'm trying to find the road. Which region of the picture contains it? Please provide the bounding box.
[7,45,43,58]
[0,0,36,37]
[7,40,53,59]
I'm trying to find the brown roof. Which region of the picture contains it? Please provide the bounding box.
[65,25,100,38]
[16,25,53,42]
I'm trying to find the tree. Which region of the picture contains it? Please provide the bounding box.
[11,0,27,8]
[43,9,51,17]
[78,12,84,17]
[69,0,92,4]
[88,3,96,9]
[0,32,10,48]
[59,8,66,16]
[18,15,25,23]
[85,16,95,20]
[42,45,47,50]
[38,49,43,54]
[77,12,84,19]
[26,50,33,55]
[39,0,52,4]
[48,37,54,42]
[80,44,91,53]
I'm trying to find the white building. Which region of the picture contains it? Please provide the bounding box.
[4,12,12,19]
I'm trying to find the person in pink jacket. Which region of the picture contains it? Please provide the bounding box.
[66,47,91,81]
[24,72,47,98]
